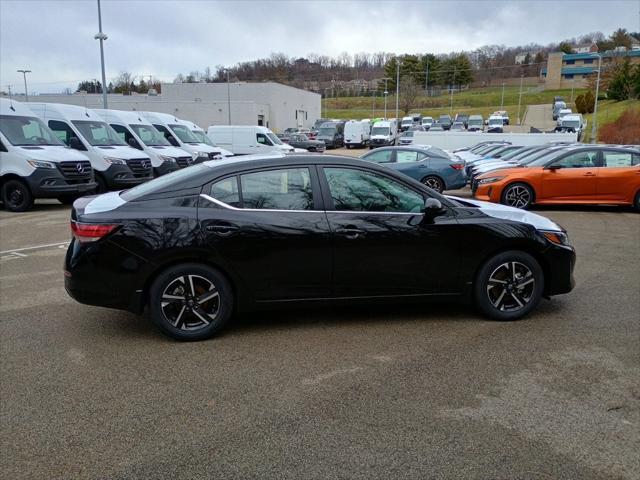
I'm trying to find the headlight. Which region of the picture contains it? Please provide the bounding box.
[477,176,505,185]
[104,157,126,165]
[159,155,176,163]
[192,151,208,160]
[540,230,570,246]
[27,160,56,169]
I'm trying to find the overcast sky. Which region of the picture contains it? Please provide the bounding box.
[1,0,638,93]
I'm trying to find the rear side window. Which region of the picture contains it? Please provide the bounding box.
[396,151,420,163]
[210,176,240,207]
[602,151,635,167]
[364,149,393,163]
[240,168,313,210]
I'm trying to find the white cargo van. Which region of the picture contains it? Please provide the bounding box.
[29,103,153,192]
[141,111,226,162]
[95,109,193,176]
[175,119,233,157]
[0,99,97,211]
[206,126,294,155]
[369,120,398,148]
[344,120,371,148]
[400,116,414,132]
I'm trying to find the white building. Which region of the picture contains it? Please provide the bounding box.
[11,82,321,132]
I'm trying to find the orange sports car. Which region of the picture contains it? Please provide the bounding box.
[473,145,640,210]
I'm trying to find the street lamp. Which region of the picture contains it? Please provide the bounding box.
[590,54,602,144]
[16,70,31,102]
[224,69,231,125]
[500,82,505,109]
[382,77,391,119]
[94,0,108,108]
[395,61,401,121]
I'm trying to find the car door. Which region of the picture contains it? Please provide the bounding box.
[319,165,461,297]
[541,150,600,201]
[597,150,640,202]
[199,166,333,301]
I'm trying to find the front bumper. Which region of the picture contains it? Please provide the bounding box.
[24,168,97,198]
[153,161,180,177]
[542,243,576,296]
[102,163,152,189]
[473,182,504,203]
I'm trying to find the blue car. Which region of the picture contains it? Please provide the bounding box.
[360,146,466,193]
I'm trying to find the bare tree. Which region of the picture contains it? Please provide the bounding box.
[399,76,421,114]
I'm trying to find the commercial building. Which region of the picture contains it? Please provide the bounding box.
[542,49,640,89]
[6,82,321,132]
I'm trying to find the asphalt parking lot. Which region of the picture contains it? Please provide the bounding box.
[1,196,639,479]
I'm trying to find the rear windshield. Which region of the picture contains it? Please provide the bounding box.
[120,163,210,201]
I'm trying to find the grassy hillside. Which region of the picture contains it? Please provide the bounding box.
[581,100,640,143]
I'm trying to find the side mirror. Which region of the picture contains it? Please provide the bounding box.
[128,137,142,150]
[423,198,442,211]
[546,164,562,171]
[68,137,85,151]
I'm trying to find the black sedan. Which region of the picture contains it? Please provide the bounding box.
[287,133,326,152]
[65,155,576,340]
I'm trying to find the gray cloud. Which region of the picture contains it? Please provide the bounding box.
[1,0,637,93]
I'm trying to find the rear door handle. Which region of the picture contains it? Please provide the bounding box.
[335,226,366,239]
[205,224,239,236]
[583,172,596,176]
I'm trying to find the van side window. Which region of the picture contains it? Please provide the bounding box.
[110,124,138,148]
[0,139,7,152]
[48,120,76,146]
[256,133,272,146]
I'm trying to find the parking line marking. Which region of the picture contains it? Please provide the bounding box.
[0,241,69,255]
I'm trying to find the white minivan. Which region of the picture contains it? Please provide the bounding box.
[0,99,97,211]
[94,109,192,176]
[369,120,398,148]
[344,120,371,149]
[207,126,294,155]
[141,112,227,162]
[29,103,153,192]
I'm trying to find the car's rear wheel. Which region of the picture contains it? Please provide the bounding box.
[1,179,34,212]
[474,250,544,321]
[501,182,534,209]
[421,175,444,193]
[148,263,233,341]
[634,191,640,212]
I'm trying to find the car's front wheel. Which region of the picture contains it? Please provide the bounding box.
[148,263,233,341]
[474,250,544,321]
[501,182,534,209]
[421,175,444,193]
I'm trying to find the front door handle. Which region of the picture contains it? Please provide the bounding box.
[335,226,366,239]
[583,172,596,176]
[205,224,239,236]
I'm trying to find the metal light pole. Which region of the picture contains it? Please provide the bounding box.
[371,90,376,118]
[16,70,31,102]
[425,61,429,96]
[500,82,505,109]
[225,69,231,125]
[94,0,108,108]
[395,60,400,120]
[382,77,391,119]
[590,54,602,144]
[517,73,524,125]
[449,66,456,116]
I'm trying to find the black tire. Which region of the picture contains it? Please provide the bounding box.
[501,182,534,210]
[634,191,640,212]
[148,263,233,341]
[1,179,34,212]
[95,174,108,194]
[474,250,544,321]
[421,175,444,193]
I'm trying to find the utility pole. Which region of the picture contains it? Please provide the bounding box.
[17,70,31,102]
[425,61,429,96]
[382,77,391,119]
[590,54,602,144]
[395,60,400,120]
[500,82,505,109]
[94,0,108,108]
[449,66,456,116]
[517,73,524,126]
[371,89,376,118]
[225,69,231,125]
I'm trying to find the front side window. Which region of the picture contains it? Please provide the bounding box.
[71,120,126,146]
[551,150,598,168]
[256,133,272,146]
[602,151,635,168]
[210,176,240,207]
[0,115,62,146]
[240,168,313,210]
[168,124,199,144]
[192,130,214,146]
[364,149,393,163]
[110,124,135,145]
[129,124,169,146]
[324,167,424,213]
[48,120,78,145]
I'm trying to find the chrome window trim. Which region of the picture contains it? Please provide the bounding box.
[199,194,421,216]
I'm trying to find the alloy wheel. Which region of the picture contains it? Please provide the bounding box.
[422,176,444,193]
[486,261,535,312]
[160,274,220,330]
[504,185,531,209]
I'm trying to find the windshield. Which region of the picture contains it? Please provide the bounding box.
[426,146,449,158]
[168,124,200,143]
[371,126,390,136]
[498,147,528,160]
[402,131,414,137]
[129,124,170,146]
[267,132,283,145]
[0,115,63,146]
[488,118,503,125]
[120,163,210,201]
[423,117,433,123]
[318,127,336,136]
[562,120,580,128]
[72,120,126,146]
[527,149,569,167]
[468,118,483,126]
[402,119,412,125]
[192,129,214,146]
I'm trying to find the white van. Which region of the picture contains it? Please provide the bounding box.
[0,99,96,211]
[369,120,398,148]
[141,111,226,162]
[29,103,153,192]
[344,120,371,149]
[400,116,414,132]
[174,119,233,157]
[95,109,193,176]
[206,126,294,155]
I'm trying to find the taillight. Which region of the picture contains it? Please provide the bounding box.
[450,163,465,170]
[71,221,118,243]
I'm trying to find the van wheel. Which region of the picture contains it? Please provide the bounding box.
[95,174,108,194]
[2,179,34,212]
